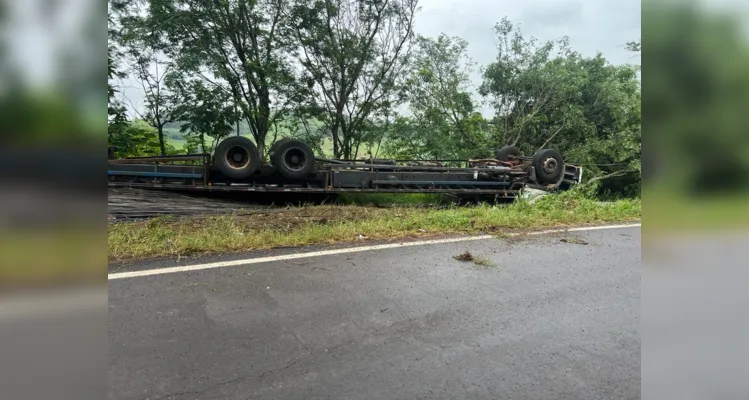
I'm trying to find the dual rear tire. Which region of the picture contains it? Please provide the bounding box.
[269,139,316,180]
[214,136,316,180]
[214,136,260,180]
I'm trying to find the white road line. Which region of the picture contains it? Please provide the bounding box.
[109,223,640,280]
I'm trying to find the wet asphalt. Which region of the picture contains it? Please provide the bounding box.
[109,226,640,400]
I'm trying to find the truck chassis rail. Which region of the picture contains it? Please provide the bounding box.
[107,147,582,199]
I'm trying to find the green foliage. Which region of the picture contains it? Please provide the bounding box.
[383,34,491,160]
[171,79,239,154]
[480,17,641,196]
[144,0,307,158]
[108,9,130,146]
[643,1,749,195]
[118,7,181,156]
[109,120,178,157]
[290,0,419,159]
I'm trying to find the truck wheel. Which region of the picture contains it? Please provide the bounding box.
[532,148,564,184]
[495,146,522,161]
[272,139,316,180]
[268,138,292,162]
[214,136,260,179]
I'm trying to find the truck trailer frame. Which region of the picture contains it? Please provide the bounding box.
[108,137,582,200]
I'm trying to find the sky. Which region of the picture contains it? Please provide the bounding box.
[417,0,641,67]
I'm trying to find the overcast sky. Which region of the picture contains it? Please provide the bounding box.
[108,0,642,117]
[417,0,640,66]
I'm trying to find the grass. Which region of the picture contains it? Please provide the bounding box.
[337,193,451,206]
[108,192,641,261]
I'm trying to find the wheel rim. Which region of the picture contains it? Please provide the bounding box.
[542,157,559,175]
[226,146,250,169]
[282,148,307,172]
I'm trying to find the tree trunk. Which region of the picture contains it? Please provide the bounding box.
[157,126,166,156]
[340,119,350,159]
[331,122,341,159]
[257,140,266,163]
[256,93,271,160]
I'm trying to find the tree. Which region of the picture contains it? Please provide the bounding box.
[145,0,306,159]
[171,79,240,154]
[125,53,179,156]
[480,17,641,194]
[564,59,641,196]
[119,10,180,156]
[480,18,580,152]
[290,0,419,159]
[108,5,130,150]
[384,34,490,160]
[109,120,163,157]
[625,39,641,53]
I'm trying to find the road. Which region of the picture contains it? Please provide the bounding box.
[109,226,640,400]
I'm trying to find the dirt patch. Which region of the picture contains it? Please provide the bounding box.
[560,237,589,245]
[453,251,495,268]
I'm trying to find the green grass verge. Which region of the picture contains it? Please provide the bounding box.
[109,193,641,261]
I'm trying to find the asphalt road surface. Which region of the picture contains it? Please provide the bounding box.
[109,226,640,400]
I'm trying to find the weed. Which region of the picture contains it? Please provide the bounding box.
[472,257,496,268]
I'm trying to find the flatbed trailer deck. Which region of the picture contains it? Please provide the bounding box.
[108,137,582,199]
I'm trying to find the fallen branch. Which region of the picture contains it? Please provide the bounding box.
[585,169,631,185]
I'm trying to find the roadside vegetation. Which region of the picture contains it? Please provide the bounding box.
[109,190,640,260]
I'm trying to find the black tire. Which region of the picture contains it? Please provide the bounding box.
[268,138,292,162]
[532,148,564,184]
[271,138,316,180]
[495,146,523,161]
[214,136,260,180]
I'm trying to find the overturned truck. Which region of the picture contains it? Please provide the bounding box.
[108,136,582,201]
